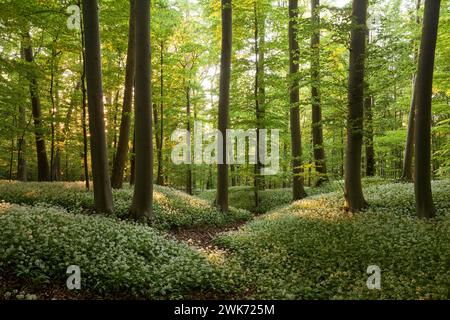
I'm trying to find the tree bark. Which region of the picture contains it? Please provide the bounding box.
[82,0,114,213]
[130,0,154,221]
[344,0,368,212]
[22,32,50,182]
[186,84,193,195]
[289,0,307,201]
[311,0,328,186]
[401,0,422,182]
[414,0,440,219]
[111,0,136,189]
[17,48,27,181]
[364,93,375,176]
[217,0,232,213]
[155,41,165,186]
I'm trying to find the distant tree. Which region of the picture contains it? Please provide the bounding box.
[414,0,441,219]
[22,32,50,182]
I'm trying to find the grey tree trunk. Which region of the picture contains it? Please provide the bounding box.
[289,0,307,201]
[130,0,154,222]
[111,0,136,189]
[186,84,193,195]
[217,0,232,213]
[311,0,328,186]
[22,32,50,182]
[414,0,440,219]
[17,48,27,182]
[82,0,114,213]
[344,0,368,212]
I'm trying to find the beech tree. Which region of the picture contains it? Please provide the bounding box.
[130,0,154,221]
[217,0,232,213]
[22,33,50,182]
[289,0,306,201]
[344,0,368,212]
[111,0,136,189]
[82,0,114,213]
[310,0,327,186]
[414,0,441,219]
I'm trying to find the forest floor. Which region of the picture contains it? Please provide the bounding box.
[0,179,449,300]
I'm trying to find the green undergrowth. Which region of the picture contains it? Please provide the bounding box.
[214,180,450,299]
[0,182,251,230]
[0,203,243,299]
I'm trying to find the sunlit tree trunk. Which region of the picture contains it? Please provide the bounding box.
[82,0,114,213]
[111,0,136,189]
[344,0,368,212]
[289,0,306,201]
[130,0,154,221]
[414,0,440,219]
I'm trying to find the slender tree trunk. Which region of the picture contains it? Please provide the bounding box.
[22,32,50,182]
[401,77,416,181]
[111,0,136,189]
[52,84,79,181]
[130,130,135,186]
[155,41,165,186]
[401,0,422,182]
[82,0,114,213]
[289,0,306,201]
[311,0,327,186]
[414,0,440,219]
[17,104,27,181]
[17,49,27,181]
[365,93,375,176]
[130,0,154,221]
[217,0,232,213]
[254,3,261,209]
[344,0,368,212]
[186,84,193,195]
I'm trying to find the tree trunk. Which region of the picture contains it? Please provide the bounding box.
[130,0,154,221]
[52,84,79,181]
[401,0,422,182]
[22,32,50,182]
[217,0,232,213]
[130,130,135,186]
[344,0,368,212]
[365,93,375,176]
[111,0,136,189]
[310,0,328,186]
[414,0,440,219]
[254,3,261,209]
[289,0,306,201]
[82,0,114,213]
[186,84,193,195]
[17,47,28,181]
[155,41,164,186]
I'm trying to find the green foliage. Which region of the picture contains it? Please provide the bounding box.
[0,203,234,299]
[214,180,450,299]
[0,181,252,229]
